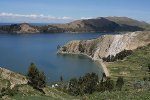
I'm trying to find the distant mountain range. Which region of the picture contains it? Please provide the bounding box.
[0,17,150,34]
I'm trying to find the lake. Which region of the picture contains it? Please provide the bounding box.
[0,33,106,82]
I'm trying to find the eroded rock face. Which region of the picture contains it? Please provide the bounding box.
[58,31,150,60]
[0,67,28,88]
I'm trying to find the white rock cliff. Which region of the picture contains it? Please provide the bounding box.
[58,31,150,76]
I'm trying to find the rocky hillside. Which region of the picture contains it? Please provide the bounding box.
[0,67,77,100]
[53,17,145,32]
[0,67,28,89]
[0,23,39,34]
[58,31,150,60]
[106,17,150,30]
[0,17,150,33]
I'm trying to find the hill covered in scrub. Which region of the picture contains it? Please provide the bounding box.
[0,67,78,100]
[0,17,150,34]
[105,17,150,30]
[106,44,150,80]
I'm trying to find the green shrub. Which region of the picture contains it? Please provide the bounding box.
[27,63,46,91]
[62,46,67,52]
[0,87,18,97]
[102,50,133,62]
[68,73,99,96]
[103,78,114,91]
[116,77,124,91]
[79,43,85,53]
[68,78,80,96]
[67,73,116,96]
[60,75,63,82]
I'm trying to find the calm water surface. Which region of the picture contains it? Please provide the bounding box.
[0,33,106,82]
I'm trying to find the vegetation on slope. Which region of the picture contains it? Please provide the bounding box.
[106,44,150,80]
[27,63,46,92]
[81,44,150,100]
[1,44,150,100]
[0,64,77,100]
[103,50,133,62]
[106,17,150,31]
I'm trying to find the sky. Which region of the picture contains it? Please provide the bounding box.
[0,0,150,23]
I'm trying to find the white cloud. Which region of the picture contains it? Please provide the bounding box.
[80,17,94,19]
[0,12,97,23]
[0,12,75,20]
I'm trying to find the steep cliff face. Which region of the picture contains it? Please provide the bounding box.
[0,67,28,88]
[58,31,150,60]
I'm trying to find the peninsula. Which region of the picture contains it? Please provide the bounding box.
[58,31,150,77]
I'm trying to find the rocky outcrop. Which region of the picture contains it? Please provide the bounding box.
[58,31,150,76]
[16,23,39,33]
[0,67,28,88]
[0,23,39,34]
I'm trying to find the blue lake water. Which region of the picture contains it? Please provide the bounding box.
[0,33,106,82]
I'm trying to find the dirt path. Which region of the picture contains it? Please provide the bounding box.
[96,60,110,77]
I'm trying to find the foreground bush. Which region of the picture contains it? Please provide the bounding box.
[67,73,115,96]
[68,73,99,96]
[27,63,46,91]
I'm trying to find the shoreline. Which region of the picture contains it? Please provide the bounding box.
[95,60,110,77]
[57,52,110,77]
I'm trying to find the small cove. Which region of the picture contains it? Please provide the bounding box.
[0,33,108,82]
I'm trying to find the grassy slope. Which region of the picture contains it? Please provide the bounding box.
[88,90,150,100]
[0,80,78,100]
[106,44,150,81]
[85,44,150,100]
